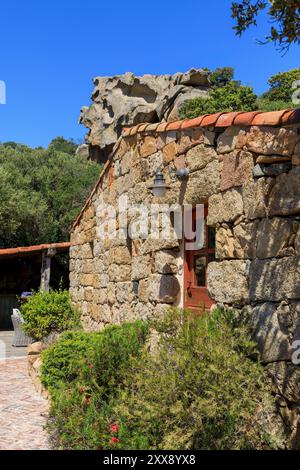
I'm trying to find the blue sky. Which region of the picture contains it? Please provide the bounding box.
[0,0,299,147]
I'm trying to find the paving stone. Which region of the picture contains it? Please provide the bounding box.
[0,357,49,450]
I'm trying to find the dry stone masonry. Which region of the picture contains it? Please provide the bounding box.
[70,108,300,446]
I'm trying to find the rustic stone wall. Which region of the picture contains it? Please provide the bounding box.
[70,115,300,443]
[28,341,49,400]
[70,124,223,330]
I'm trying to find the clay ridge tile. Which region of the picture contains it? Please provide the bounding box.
[233,111,261,126]
[201,112,225,127]
[281,108,300,126]
[73,108,300,230]
[215,112,243,127]
[180,116,204,129]
[125,108,300,134]
[72,137,122,229]
[165,120,183,131]
[156,122,169,132]
[251,109,291,126]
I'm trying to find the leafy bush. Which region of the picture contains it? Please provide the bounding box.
[113,309,280,450]
[210,66,235,87]
[179,82,258,119]
[179,67,300,120]
[256,69,300,112]
[43,308,282,450]
[48,137,78,155]
[179,67,258,119]
[41,330,101,391]
[21,290,81,341]
[262,69,300,103]
[257,98,297,112]
[42,320,150,449]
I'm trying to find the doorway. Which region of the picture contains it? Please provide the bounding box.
[184,206,215,311]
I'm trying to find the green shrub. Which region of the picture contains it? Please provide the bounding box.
[179,82,258,119]
[113,308,280,450]
[43,309,282,450]
[42,321,149,395]
[21,290,81,341]
[42,320,150,449]
[262,69,300,103]
[256,98,297,112]
[179,67,300,120]
[41,330,101,391]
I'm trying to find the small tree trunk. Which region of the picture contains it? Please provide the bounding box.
[40,248,56,292]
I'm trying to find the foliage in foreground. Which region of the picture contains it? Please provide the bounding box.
[21,290,81,341]
[231,1,300,52]
[42,308,282,450]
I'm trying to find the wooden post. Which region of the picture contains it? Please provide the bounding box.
[40,248,56,292]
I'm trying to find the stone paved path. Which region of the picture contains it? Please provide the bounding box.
[0,357,49,450]
[0,331,27,359]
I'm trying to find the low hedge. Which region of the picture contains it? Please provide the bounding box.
[42,321,149,395]
[42,309,282,450]
[42,320,150,449]
[21,290,81,341]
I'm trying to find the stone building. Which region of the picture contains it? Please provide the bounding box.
[70,108,300,441]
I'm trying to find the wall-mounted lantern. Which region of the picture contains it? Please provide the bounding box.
[148,172,170,198]
[148,167,190,197]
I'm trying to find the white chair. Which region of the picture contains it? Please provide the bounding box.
[11,309,33,347]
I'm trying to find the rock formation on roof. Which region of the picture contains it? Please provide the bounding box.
[77,69,210,163]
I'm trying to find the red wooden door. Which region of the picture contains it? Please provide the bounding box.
[184,207,215,311]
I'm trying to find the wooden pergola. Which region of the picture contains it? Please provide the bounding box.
[0,242,70,292]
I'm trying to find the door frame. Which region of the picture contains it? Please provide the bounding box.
[183,206,215,312]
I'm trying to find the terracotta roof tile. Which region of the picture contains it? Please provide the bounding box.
[0,242,71,259]
[181,116,207,129]
[233,111,261,126]
[73,108,300,229]
[216,111,242,127]
[137,123,149,133]
[281,108,300,126]
[144,123,159,132]
[124,108,300,135]
[156,122,169,133]
[122,127,131,136]
[72,139,120,229]
[166,120,183,131]
[251,109,290,126]
[129,125,140,136]
[201,112,225,127]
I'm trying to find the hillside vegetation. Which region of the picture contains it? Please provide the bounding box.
[0,138,99,248]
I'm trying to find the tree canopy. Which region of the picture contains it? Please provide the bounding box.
[257,68,300,111]
[231,1,300,52]
[48,137,79,155]
[179,67,299,119]
[0,140,99,248]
